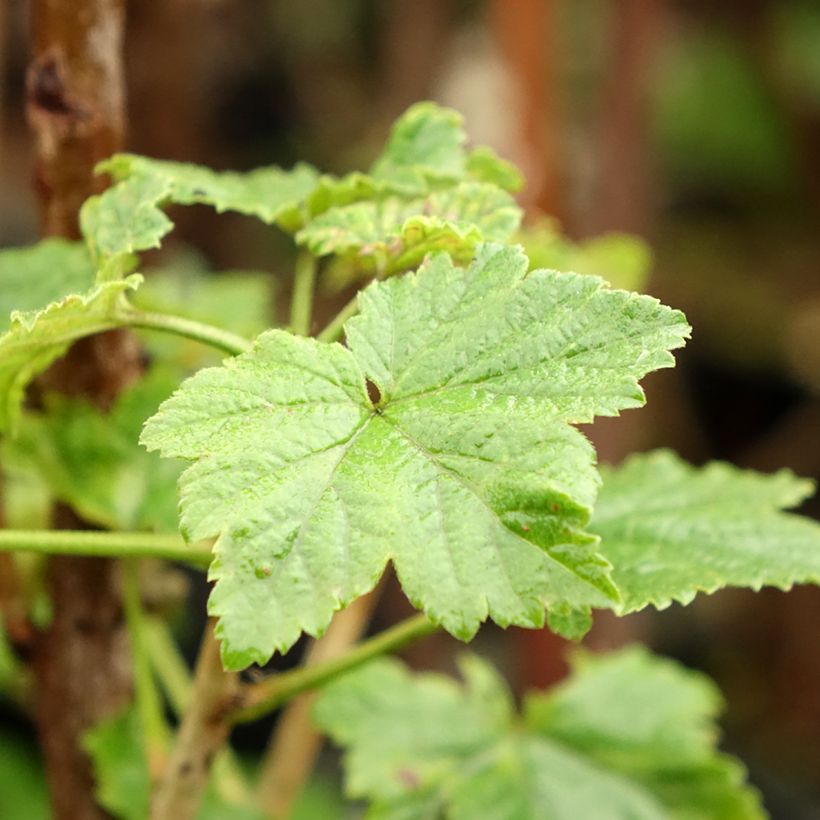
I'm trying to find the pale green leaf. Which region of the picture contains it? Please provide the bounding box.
[0,239,95,332]
[142,244,688,668]
[465,146,524,192]
[591,450,820,611]
[0,276,141,433]
[81,155,320,266]
[314,648,763,820]
[2,368,182,531]
[80,174,174,269]
[370,102,467,192]
[298,182,522,277]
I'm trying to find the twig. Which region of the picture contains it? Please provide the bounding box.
[143,617,251,805]
[233,613,436,724]
[150,621,239,820]
[256,591,380,817]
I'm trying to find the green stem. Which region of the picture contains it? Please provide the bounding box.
[289,252,317,336]
[0,530,212,568]
[117,306,252,356]
[232,613,436,724]
[123,560,170,773]
[316,294,358,343]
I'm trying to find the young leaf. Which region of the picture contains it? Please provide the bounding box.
[82,155,320,267]
[142,244,689,669]
[590,450,820,611]
[314,647,763,820]
[0,276,141,433]
[0,239,95,330]
[297,182,522,276]
[2,368,182,532]
[370,102,468,191]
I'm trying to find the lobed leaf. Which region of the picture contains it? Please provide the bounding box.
[298,182,522,278]
[82,155,321,267]
[591,449,820,612]
[314,647,763,820]
[142,244,689,668]
[0,275,141,433]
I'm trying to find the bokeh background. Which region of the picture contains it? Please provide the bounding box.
[1,1,819,817]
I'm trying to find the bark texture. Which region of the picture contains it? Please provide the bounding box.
[25,3,137,818]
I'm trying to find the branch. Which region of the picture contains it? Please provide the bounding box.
[257,590,380,817]
[233,613,437,724]
[118,307,253,356]
[150,621,239,820]
[0,529,212,568]
[142,617,251,806]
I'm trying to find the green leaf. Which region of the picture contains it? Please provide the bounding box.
[298,182,522,278]
[0,239,95,332]
[82,709,150,820]
[370,102,468,192]
[142,243,689,668]
[314,648,763,820]
[0,732,50,820]
[82,155,320,265]
[83,707,264,820]
[590,450,820,612]
[0,276,141,433]
[81,174,175,270]
[2,368,182,531]
[465,146,524,192]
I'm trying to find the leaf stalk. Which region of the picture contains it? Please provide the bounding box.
[0,529,212,568]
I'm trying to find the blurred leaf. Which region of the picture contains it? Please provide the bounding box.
[653,31,796,194]
[82,709,149,820]
[85,155,321,258]
[314,647,763,819]
[0,239,96,332]
[142,244,687,669]
[84,706,266,820]
[517,220,651,292]
[0,732,50,820]
[2,368,182,532]
[591,450,820,612]
[465,146,524,192]
[370,102,468,192]
[0,276,141,433]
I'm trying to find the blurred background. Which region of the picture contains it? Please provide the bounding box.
[1,1,819,817]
